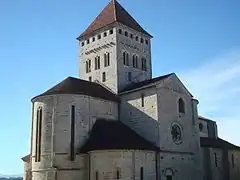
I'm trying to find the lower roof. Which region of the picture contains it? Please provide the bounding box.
[200,137,240,150]
[32,77,119,102]
[79,119,159,153]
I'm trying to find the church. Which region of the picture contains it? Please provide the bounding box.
[21,0,240,180]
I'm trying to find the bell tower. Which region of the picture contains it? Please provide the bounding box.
[77,0,152,93]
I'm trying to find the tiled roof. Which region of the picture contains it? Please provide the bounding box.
[21,154,30,162]
[32,77,119,102]
[79,119,159,153]
[77,0,152,39]
[119,73,174,93]
[200,137,240,150]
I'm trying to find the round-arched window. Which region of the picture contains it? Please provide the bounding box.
[171,123,183,145]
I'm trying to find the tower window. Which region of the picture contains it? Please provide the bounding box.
[89,76,92,82]
[141,57,147,71]
[130,34,133,39]
[87,39,90,44]
[140,38,144,43]
[128,72,132,81]
[35,107,43,162]
[125,31,128,37]
[70,105,75,161]
[95,56,100,70]
[104,52,110,67]
[86,59,91,73]
[92,37,95,42]
[119,29,122,34]
[81,41,85,47]
[97,34,101,39]
[141,94,145,107]
[104,32,107,37]
[178,98,185,114]
[232,154,235,168]
[145,39,148,45]
[109,29,113,34]
[133,54,138,68]
[123,51,129,66]
[140,167,143,180]
[102,72,106,82]
[136,36,139,41]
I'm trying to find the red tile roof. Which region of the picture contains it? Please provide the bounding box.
[77,0,152,39]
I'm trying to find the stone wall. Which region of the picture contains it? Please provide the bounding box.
[229,150,240,180]
[31,94,118,180]
[120,87,158,145]
[116,23,152,92]
[79,26,118,93]
[89,150,156,180]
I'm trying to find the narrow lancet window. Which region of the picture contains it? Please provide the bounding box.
[35,107,42,162]
[70,105,75,161]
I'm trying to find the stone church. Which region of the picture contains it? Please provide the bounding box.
[22,0,240,180]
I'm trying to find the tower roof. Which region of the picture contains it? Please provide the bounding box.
[77,0,152,39]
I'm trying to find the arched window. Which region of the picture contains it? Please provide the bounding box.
[165,168,174,180]
[178,98,185,114]
[141,57,147,71]
[123,51,129,66]
[133,54,138,68]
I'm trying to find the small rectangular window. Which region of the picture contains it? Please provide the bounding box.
[89,76,92,82]
[128,72,132,81]
[70,105,75,161]
[141,38,144,43]
[141,94,145,107]
[98,34,101,39]
[92,37,95,42]
[125,31,128,37]
[119,29,122,34]
[102,72,106,82]
[140,167,143,180]
[109,29,113,34]
[136,36,139,41]
[87,39,90,44]
[81,41,85,47]
[104,32,107,37]
[130,34,133,39]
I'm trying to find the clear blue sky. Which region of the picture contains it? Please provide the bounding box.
[0,0,239,175]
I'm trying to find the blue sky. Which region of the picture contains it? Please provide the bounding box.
[0,0,239,175]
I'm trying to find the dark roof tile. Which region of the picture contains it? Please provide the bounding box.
[79,119,159,153]
[200,137,240,150]
[119,73,174,93]
[32,77,119,102]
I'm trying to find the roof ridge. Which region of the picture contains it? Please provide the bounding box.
[112,0,117,21]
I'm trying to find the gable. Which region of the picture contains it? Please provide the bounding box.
[156,73,193,97]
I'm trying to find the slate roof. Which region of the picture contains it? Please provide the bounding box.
[77,0,152,39]
[21,154,30,162]
[79,119,159,153]
[119,73,174,93]
[200,137,240,150]
[32,77,119,102]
